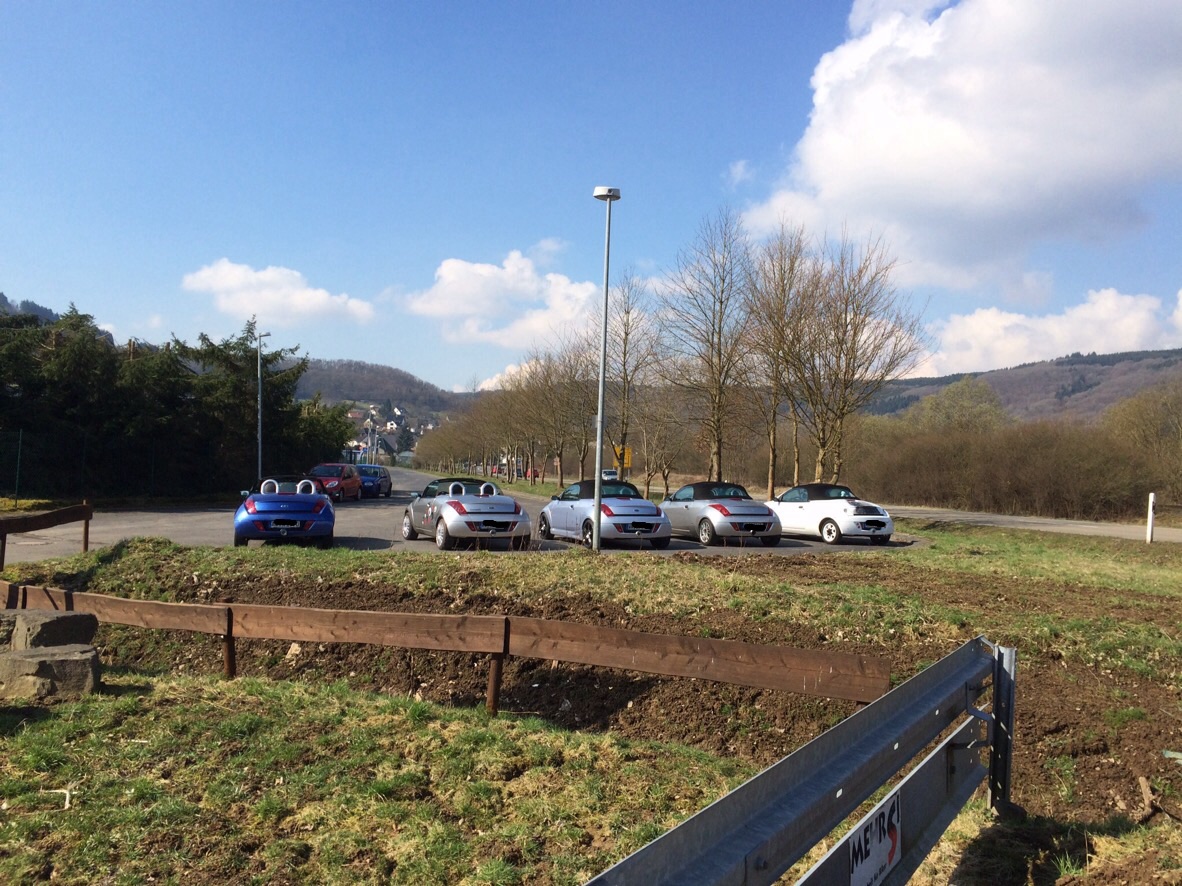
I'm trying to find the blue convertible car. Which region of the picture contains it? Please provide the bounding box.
[234,475,336,549]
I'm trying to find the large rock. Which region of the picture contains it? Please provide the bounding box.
[7,610,98,650]
[0,644,101,699]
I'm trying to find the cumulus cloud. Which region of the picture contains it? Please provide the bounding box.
[182,259,374,324]
[918,287,1182,375]
[746,0,1182,290]
[404,248,598,348]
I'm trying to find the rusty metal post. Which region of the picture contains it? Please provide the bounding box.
[222,607,236,678]
[486,653,504,716]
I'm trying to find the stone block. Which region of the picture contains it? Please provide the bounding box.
[0,645,101,699]
[10,610,99,650]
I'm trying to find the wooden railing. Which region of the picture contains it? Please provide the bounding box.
[0,503,92,569]
[1,580,891,713]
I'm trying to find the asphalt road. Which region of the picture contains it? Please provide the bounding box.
[3,466,1178,567]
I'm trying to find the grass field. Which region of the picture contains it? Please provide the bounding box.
[1,520,1180,884]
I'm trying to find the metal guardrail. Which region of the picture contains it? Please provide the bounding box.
[587,636,1016,886]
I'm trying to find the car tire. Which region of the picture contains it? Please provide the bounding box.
[435,519,455,551]
[820,519,843,545]
[234,535,247,548]
[697,519,718,546]
[870,535,891,546]
[580,521,594,548]
[384,487,392,498]
[511,534,530,551]
[354,485,363,501]
[759,534,780,547]
[537,514,553,540]
[650,536,671,549]
[401,512,418,541]
[317,533,334,550]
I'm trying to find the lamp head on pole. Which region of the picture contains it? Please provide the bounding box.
[593,186,620,202]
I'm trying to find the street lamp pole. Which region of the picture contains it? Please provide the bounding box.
[256,330,271,483]
[592,186,620,552]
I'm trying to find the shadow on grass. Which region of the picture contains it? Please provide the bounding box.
[952,812,1145,884]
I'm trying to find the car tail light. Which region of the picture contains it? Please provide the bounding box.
[312,499,328,514]
[244,497,258,515]
[600,503,615,517]
[447,500,468,515]
[709,503,732,517]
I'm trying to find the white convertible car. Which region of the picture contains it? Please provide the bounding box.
[767,483,893,545]
[401,477,533,550]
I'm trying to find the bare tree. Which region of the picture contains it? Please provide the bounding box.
[656,208,753,481]
[791,232,927,482]
[744,222,813,497]
[606,270,658,479]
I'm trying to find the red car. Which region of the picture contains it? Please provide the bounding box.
[308,463,363,502]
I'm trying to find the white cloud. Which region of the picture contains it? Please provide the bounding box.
[746,0,1182,290]
[404,248,597,348]
[918,287,1182,375]
[182,258,374,325]
[472,360,534,392]
[726,160,753,189]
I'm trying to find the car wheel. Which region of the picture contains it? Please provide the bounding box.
[511,534,530,551]
[354,485,363,501]
[697,519,718,546]
[435,519,455,551]
[537,514,553,540]
[317,533,334,550]
[870,535,891,546]
[401,512,418,540]
[759,534,780,547]
[650,536,671,550]
[384,487,392,498]
[234,535,247,548]
[820,519,843,544]
[581,520,595,548]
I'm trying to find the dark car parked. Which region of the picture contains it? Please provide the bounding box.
[358,464,393,498]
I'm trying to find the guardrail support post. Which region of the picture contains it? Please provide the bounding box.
[989,644,1019,816]
[1147,492,1156,544]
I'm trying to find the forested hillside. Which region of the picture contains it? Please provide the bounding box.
[295,359,471,417]
[869,348,1182,421]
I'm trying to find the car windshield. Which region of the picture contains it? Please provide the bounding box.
[309,465,342,477]
[359,466,384,476]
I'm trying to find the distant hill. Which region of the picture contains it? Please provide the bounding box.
[0,293,59,323]
[295,358,472,418]
[869,348,1182,421]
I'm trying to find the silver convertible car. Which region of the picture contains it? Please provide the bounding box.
[660,482,780,546]
[538,480,672,549]
[766,483,893,545]
[401,477,533,550]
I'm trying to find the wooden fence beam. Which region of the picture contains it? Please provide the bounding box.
[507,617,890,703]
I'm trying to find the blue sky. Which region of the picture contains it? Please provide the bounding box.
[3,1,1181,392]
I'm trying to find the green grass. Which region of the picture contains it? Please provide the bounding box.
[0,675,753,885]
